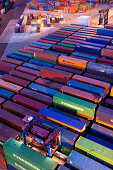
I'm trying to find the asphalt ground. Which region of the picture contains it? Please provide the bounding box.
[0,0,28,57]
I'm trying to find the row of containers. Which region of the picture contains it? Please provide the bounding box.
[26,0,97,13]
[0,24,113,169]
[0,0,14,14]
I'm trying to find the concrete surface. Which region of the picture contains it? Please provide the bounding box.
[1,3,113,58]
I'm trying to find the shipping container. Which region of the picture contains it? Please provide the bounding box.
[18,48,34,55]
[86,37,110,45]
[72,74,110,94]
[0,146,7,169]
[105,98,113,109]
[10,70,37,81]
[97,28,113,37]
[75,136,113,168]
[20,88,53,105]
[0,79,23,93]
[29,58,55,67]
[101,48,113,59]
[86,134,113,150]
[97,57,113,66]
[53,92,96,120]
[52,45,74,55]
[56,30,73,35]
[75,44,101,56]
[13,51,33,58]
[6,54,29,62]
[33,41,53,47]
[38,107,86,132]
[7,163,18,170]
[35,78,64,91]
[5,155,27,170]
[53,65,83,75]
[2,74,30,87]
[0,123,20,143]
[40,67,73,84]
[0,109,24,131]
[23,62,43,71]
[57,43,75,48]
[61,86,102,104]
[34,50,59,63]
[0,61,17,72]
[48,33,68,38]
[90,123,113,143]
[72,51,98,60]
[83,72,113,84]
[0,97,5,108]
[49,107,90,127]
[3,138,58,170]
[70,55,95,62]
[68,80,106,98]
[37,39,57,44]
[1,57,24,65]
[16,66,40,77]
[0,69,9,77]
[12,94,48,111]
[29,83,58,96]
[3,101,38,118]
[110,86,113,97]
[67,150,111,170]
[87,62,113,78]
[57,166,70,170]
[80,41,105,48]
[0,87,15,100]
[45,50,68,56]
[45,35,64,40]
[58,55,88,70]
[96,106,113,129]
[41,37,60,42]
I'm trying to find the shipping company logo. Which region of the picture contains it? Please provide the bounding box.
[61,101,84,111]
[13,153,40,170]
[15,162,26,170]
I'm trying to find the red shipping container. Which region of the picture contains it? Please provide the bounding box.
[40,66,73,84]
[12,94,48,111]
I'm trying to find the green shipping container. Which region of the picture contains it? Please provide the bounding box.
[57,43,75,48]
[13,51,33,58]
[5,155,28,170]
[75,136,113,167]
[53,92,96,120]
[3,138,58,170]
[53,9,58,12]
[61,27,79,31]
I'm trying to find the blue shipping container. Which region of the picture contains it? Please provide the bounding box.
[86,37,110,45]
[29,59,55,67]
[0,87,15,100]
[23,62,42,71]
[67,80,106,98]
[33,41,52,47]
[97,28,113,37]
[72,52,97,60]
[6,54,29,62]
[29,83,58,96]
[67,151,111,170]
[87,62,113,77]
[75,44,101,55]
[38,107,86,132]
[86,134,113,150]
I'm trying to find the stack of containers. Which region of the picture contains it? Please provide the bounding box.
[3,138,58,170]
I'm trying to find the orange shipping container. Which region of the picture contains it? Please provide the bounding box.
[0,79,23,93]
[58,55,88,69]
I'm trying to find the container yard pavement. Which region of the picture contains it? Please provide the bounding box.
[1,3,113,58]
[0,0,28,57]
